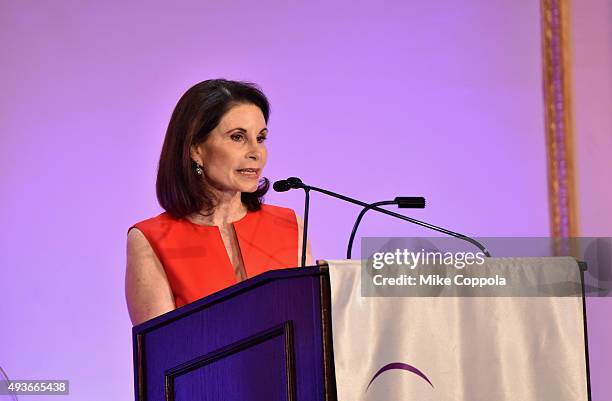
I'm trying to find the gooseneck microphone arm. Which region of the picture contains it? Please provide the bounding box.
[347,200,396,259]
[273,177,311,267]
[274,177,491,259]
[348,197,427,259]
[301,187,310,267]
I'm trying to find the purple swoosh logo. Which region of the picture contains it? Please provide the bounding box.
[366,362,434,391]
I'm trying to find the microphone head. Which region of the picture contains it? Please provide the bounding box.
[287,177,303,188]
[273,180,291,192]
[395,196,426,208]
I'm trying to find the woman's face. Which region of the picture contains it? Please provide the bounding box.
[191,103,268,194]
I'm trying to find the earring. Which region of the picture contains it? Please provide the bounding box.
[194,163,204,176]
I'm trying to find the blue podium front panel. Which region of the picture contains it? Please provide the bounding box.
[133,267,331,401]
[169,323,293,401]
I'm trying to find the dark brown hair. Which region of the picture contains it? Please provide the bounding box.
[156,79,271,219]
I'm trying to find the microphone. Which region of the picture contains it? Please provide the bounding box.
[347,197,425,259]
[273,178,491,260]
[272,180,291,192]
[395,197,426,208]
[272,177,303,192]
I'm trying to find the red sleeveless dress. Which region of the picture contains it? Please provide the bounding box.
[130,204,298,307]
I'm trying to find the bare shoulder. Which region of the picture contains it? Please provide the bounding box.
[125,227,175,325]
[127,227,155,255]
[126,227,166,271]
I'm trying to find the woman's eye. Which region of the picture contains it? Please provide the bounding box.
[230,134,244,141]
[257,136,267,143]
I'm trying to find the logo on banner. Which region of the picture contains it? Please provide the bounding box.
[367,362,434,392]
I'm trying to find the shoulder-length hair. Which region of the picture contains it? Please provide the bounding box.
[156,79,271,219]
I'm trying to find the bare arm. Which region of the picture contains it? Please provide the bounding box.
[125,228,176,326]
[296,215,313,266]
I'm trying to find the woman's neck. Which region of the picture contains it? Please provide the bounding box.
[190,191,246,226]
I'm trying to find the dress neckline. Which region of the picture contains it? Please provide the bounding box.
[177,207,256,282]
[179,208,254,229]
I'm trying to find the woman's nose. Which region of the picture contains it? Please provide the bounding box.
[247,147,261,161]
[247,141,263,161]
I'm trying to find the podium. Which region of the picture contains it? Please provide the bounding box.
[133,257,590,401]
[132,265,337,401]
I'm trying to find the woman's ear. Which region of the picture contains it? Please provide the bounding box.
[190,144,203,165]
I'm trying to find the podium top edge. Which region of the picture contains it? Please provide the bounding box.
[133,265,329,334]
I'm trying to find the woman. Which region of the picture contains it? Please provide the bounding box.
[125,79,312,326]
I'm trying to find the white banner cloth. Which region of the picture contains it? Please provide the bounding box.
[327,258,588,401]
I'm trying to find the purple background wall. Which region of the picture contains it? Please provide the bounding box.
[0,1,608,400]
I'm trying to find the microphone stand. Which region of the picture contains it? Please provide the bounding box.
[280,179,491,259]
[301,187,310,267]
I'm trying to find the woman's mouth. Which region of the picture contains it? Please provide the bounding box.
[236,168,260,179]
